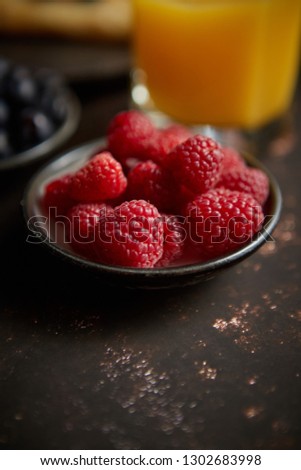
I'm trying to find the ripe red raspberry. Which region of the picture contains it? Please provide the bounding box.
[156,215,185,267]
[107,110,155,165]
[217,167,269,205]
[185,188,264,258]
[69,152,127,203]
[221,147,246,173]
[162,124,193,144]
[142,125,193,166]
[67,203,112,259]
[96,200,164,268]
[43,174,74,217]
[127,160,176,213]
[169,135,224,194]
[174,185,198,215]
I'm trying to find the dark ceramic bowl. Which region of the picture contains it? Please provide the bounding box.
[0,90,80,171]
[22,139,282,289]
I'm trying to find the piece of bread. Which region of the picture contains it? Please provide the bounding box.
[0,0,132,42]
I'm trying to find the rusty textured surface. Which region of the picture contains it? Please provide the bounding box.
[0,62,300,450]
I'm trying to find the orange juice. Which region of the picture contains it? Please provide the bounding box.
[132,0,301,129]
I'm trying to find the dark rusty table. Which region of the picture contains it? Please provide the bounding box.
[0,41,300,450]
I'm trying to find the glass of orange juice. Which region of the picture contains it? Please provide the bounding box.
[131,0,301,154]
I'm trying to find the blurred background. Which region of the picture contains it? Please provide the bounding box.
[0,0,132,80]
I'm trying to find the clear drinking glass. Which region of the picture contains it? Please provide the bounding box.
[131,0,301,155]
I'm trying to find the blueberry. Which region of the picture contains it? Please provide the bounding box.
[6,65,38,106]
[0,58,69,155]
[0,57,10,77]
[41,90,68,124]
[17,108,55,149]
[36,68,64,94]
[0,129,13,159]
[0,57,11,96]
[0,99,10,126]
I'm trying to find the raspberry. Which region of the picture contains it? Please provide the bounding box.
[156,215,185,267]
[221,147,246,173]
[43,174,74,217]
[96,200,164,268]
[107,110,155,165]
[169,135,224,194]
[185,188,264,258]
[217,167,269,205]
[127,160,175,212]
[67,203,112,259]
[122,157,142,175]
[162,124,193,145]
[142,124,193,166]
[175,185,198,215]
[69,152,127,203]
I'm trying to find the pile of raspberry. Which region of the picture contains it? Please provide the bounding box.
[43,110,269,269]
